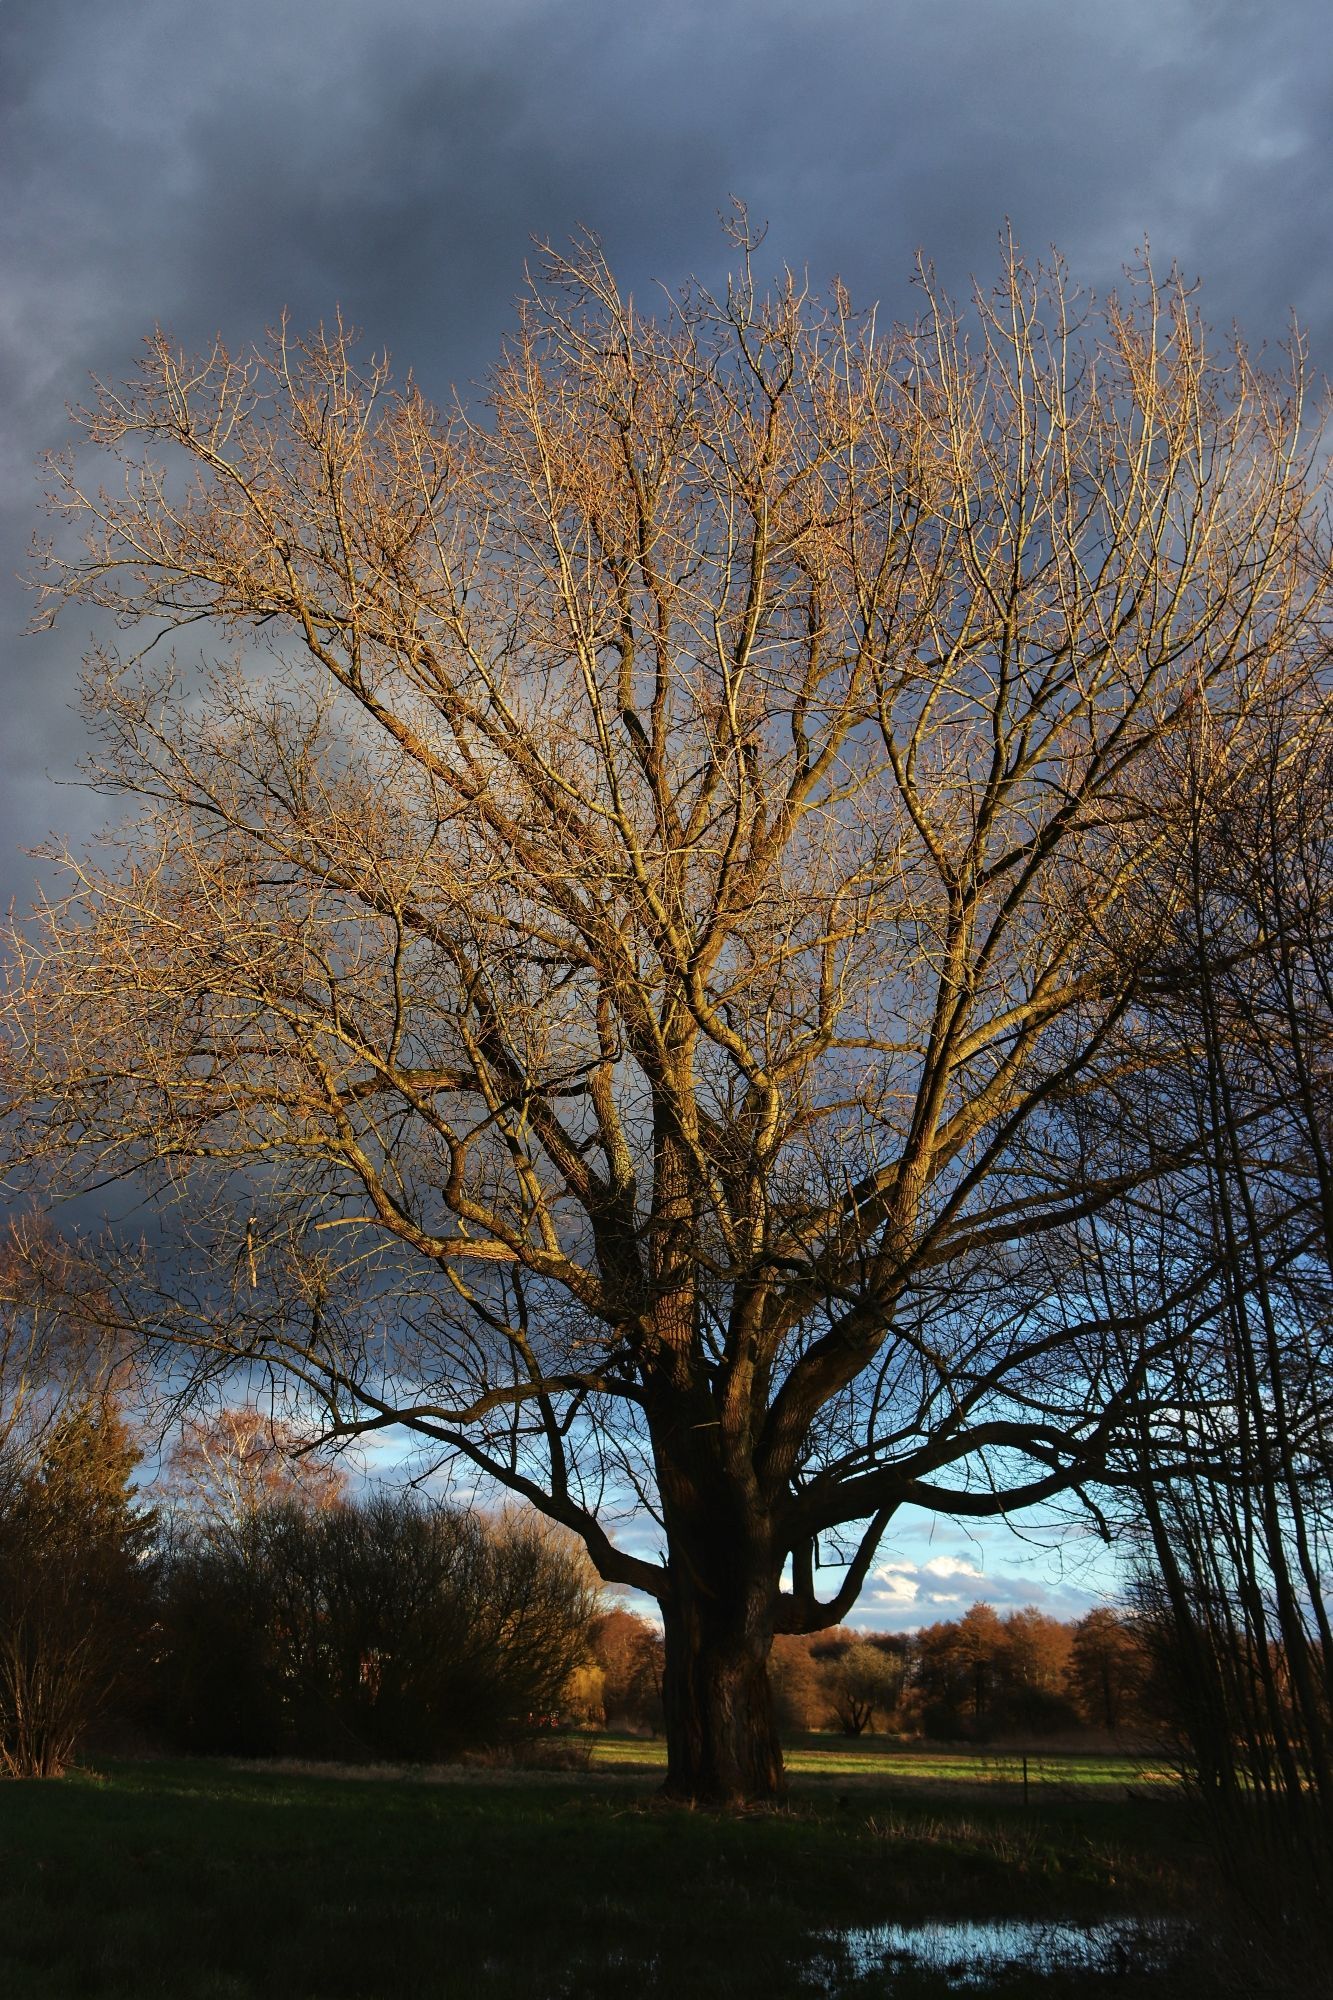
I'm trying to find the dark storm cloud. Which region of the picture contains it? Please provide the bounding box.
[0,0,1327,933]
[4,0,1330,969]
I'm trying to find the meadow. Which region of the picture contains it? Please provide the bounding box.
[587,1732,1175,1789]
[1,1743,1219,1999]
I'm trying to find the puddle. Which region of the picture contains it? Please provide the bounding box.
[809,1916,1191,1990]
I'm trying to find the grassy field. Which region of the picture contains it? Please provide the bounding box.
[0,1744,1219,1999]
[588,1732,1176,1789]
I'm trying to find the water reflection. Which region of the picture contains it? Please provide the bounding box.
[812,1916,1189,1990]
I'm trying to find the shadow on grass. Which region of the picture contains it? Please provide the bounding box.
[1,1759,1208,1998]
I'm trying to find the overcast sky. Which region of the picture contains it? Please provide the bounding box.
[4,0,1330,1623]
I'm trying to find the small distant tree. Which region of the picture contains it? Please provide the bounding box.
[768,1633,829,1734]
[1067,1608,1147,1735]
[825,1639,905,1737]
[562,1656,607,1726]
[0,1399,155,1776]
[164,1403,346,1546]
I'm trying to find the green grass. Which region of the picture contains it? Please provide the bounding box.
[0,1755,1208,1999]
[589,1732,1176,1788]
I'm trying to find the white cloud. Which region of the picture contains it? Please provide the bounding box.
[868,1564,921,1605]
[844,1517,1121,1633]
[921,1555,986,1581]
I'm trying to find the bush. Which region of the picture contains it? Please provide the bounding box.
[156,1495,597,1759]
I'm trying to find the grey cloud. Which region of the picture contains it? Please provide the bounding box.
[5,0,1329,981]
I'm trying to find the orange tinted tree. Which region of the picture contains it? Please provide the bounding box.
[1067,1607,1147,1734]
[164,1404,345,1547]
[6,223,1326,1800]
[916,1603,1008,1737]
[587,1607,664,1731]
[1000,1606,1076,1734]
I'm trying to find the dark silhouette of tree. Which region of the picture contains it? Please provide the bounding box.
[0,1399,155,1776]
[1061,671,1333,1963]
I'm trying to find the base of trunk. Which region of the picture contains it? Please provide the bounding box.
[660,1591,786,1804]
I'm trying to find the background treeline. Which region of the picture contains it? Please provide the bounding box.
[768,1604,1151,1744]
[568,1593,1310,1762]
[0,1388,600,1774]
[543,1599,1160,1746]
[0,1373,1321,1790]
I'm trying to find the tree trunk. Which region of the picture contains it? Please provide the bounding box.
[659,1559,785,1804]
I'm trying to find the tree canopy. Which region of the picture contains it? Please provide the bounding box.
[6,220,1329,1798]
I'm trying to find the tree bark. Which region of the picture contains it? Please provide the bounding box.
[658,1554,785,1805]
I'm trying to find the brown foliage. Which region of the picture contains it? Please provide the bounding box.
[915,1603,1005,1737]
[769,1632,831,1734]
[913,1602,1083,1740]
[1067,1608,1149,1734]
[164,1404,346,1540]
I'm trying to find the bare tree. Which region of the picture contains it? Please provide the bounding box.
[163,1403,346,1550]
[1085,680,1333,1956]
[5,219,1327,1799]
